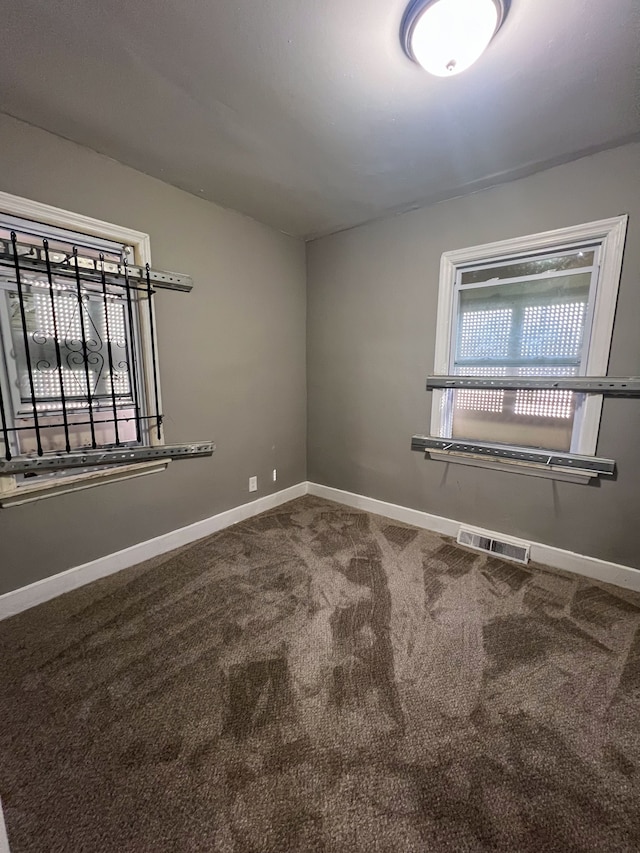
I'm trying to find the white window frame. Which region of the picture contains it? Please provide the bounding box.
[430,215,628,476]
[0,190,168,504]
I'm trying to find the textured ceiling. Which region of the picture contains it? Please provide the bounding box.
[0,0,639,239]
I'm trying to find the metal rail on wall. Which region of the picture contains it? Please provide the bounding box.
[411,435,615,475]
[425,375,640,395]
[412,373,640,475]
[0,236,193,293]
[0,442,215,475]
[0,233,213,471]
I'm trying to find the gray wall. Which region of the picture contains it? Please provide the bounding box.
[2,115,638,594]
[307,142,640,568]
[0,113,307,595]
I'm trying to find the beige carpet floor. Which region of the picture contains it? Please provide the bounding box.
[1,495,640,852]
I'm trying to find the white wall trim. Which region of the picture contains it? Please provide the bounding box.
[0,189,152,260]
[0,798,10,853]
[307,482,640,593]
[0,482,308,621]
[439,215,629,268]
[3,479,639,621]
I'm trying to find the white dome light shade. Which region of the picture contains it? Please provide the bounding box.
[402,0,506,77]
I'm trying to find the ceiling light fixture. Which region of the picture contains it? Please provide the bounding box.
[401,0,508,77]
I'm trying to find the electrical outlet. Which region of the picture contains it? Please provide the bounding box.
[272,468,277,482]
[249,476,258,492]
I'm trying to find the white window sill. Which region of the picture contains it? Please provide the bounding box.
[0,460,170,507]
[428,450,597,484]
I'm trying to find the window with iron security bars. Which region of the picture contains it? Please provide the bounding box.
[0,206,213,494]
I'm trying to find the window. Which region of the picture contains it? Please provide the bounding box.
[0,217,142,465]
[430,216,628,475]
[0,191,212,504]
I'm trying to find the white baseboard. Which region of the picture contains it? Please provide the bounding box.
[3,479,639,621]
[0,482,308,621]
[0,798,10,853]
[308,482,640,593]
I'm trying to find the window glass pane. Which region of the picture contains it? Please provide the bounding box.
[450,272,593,452]
[514,389,574,419]
[451,399,575,451]
[451,362,583,450]
[514,366,579,421]
[459,250,595,285]
[15,409,138,455]
[520,302,587,360]
[455,389,503,413]
[453,366,505,413]
[458,308,512,360]
[8,289,133,411]
[455,273,591,368]
[4,281,136,455]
